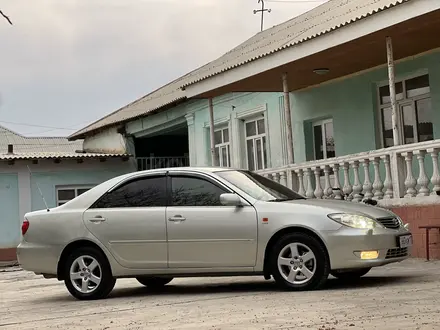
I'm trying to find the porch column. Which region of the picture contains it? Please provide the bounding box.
[185,113,197,166]
[386,36,401,146]
[208,98,217,166]
[282,73,294,164]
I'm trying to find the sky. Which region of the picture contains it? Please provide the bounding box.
[0,0,327,137]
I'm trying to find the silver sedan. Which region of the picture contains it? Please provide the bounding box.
[17,167,412,300]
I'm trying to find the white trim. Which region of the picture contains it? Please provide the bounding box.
[184,0,440,98]
[203,116,229,128]
[236,104,266,120]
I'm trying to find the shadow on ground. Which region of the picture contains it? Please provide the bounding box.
[32,274,421,303]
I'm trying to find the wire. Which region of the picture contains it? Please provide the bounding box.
[0,120,81,131]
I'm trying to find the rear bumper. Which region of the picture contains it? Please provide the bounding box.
[16,241,61,276]
[324,226,412,270]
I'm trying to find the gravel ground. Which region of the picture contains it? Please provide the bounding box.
[1,259,440,330]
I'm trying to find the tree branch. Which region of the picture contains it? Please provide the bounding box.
[0,10,12,25]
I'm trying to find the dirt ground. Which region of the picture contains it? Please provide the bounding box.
[1,259,440,330]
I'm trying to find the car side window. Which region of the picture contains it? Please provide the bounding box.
[171,176,228,206]
[92,176,166,208]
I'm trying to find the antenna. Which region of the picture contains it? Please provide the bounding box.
[253,0,271,32]
[27,165,50,212]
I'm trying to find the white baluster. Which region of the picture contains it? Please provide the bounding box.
[279,171,287,187]
[323,165,332,198]
[351,160,362,202]
[273,172,280,184]
[305,168,315,199]
[332,164,342,200]
[313,167,324,199]
[381,155,394,199]
[402,152,417,198]
[372,157,384,200]
[362,159,373,199]
[342,162,353,201]
[295,169,306,196]
[415,150,430,196]
[429,148,440,196]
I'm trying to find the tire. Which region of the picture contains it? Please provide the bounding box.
[269,233,330,291]
[136,277,173,288]
[64,247,116,300]
[331,268,371,280]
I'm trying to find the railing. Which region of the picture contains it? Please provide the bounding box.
[257,139,440,204]
[137,156,190,171]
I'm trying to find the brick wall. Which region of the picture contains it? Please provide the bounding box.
[392,205,440,260]
[0,248,17,262]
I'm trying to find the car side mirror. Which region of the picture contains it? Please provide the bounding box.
[220,193,242,207]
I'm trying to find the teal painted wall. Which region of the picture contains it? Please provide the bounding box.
[192,92,285,168]
[30,169,128,211]
[292,51,440,164]
[0,174,19,248]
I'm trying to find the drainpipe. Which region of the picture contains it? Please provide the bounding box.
[386,36,400,146]
[282,73,294,164]
[208,98,217,166]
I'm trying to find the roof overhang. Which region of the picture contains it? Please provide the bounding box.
[183,0,440,98]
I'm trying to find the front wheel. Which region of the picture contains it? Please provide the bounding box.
[136,277,173,289]
[64,247,116,300]
[269,233,330,291]
[331,268,371,280]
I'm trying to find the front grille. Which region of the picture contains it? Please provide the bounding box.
[386,247,409,259]
[377,217,400,229]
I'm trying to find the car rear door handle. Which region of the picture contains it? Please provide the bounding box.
[168,215,186,222]
[89,216,106,223]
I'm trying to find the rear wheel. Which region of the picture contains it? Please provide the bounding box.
[136,277,173,288]
[64,247,116,300]
[331,268,371,280]
[269,233,330,291]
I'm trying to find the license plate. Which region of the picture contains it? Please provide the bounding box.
[398,234,413,248]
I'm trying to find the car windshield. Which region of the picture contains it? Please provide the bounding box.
[216,170,305,202]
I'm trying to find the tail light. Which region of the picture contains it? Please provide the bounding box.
[22,219,29,236]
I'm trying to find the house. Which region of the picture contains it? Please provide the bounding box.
[0,126,134,262]
[69,0,440,259]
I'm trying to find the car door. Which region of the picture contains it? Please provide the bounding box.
[166,172,258,268]
[83,174,168,269]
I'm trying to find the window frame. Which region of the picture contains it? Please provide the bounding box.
[56,185,94,206]
[90,174,167,209]
[377,72,432,148]
[214,126,231,168]
[312,118,334,160]
[244,117,268,171]
[167,172,234,207]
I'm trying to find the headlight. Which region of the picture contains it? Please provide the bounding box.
[328,213,382,229]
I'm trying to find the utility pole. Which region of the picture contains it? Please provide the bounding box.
[253,0,271,32]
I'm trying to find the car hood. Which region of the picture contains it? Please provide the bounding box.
[284,199,395,219]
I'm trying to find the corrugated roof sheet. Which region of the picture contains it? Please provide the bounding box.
[70,0,409,139]
[0,152,130,160]
[181,0,408,87]
[0,125,128,160]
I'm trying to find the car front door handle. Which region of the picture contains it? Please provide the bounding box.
[168,215,186,222]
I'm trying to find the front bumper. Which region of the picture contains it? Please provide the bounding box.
[324,226,412,270]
